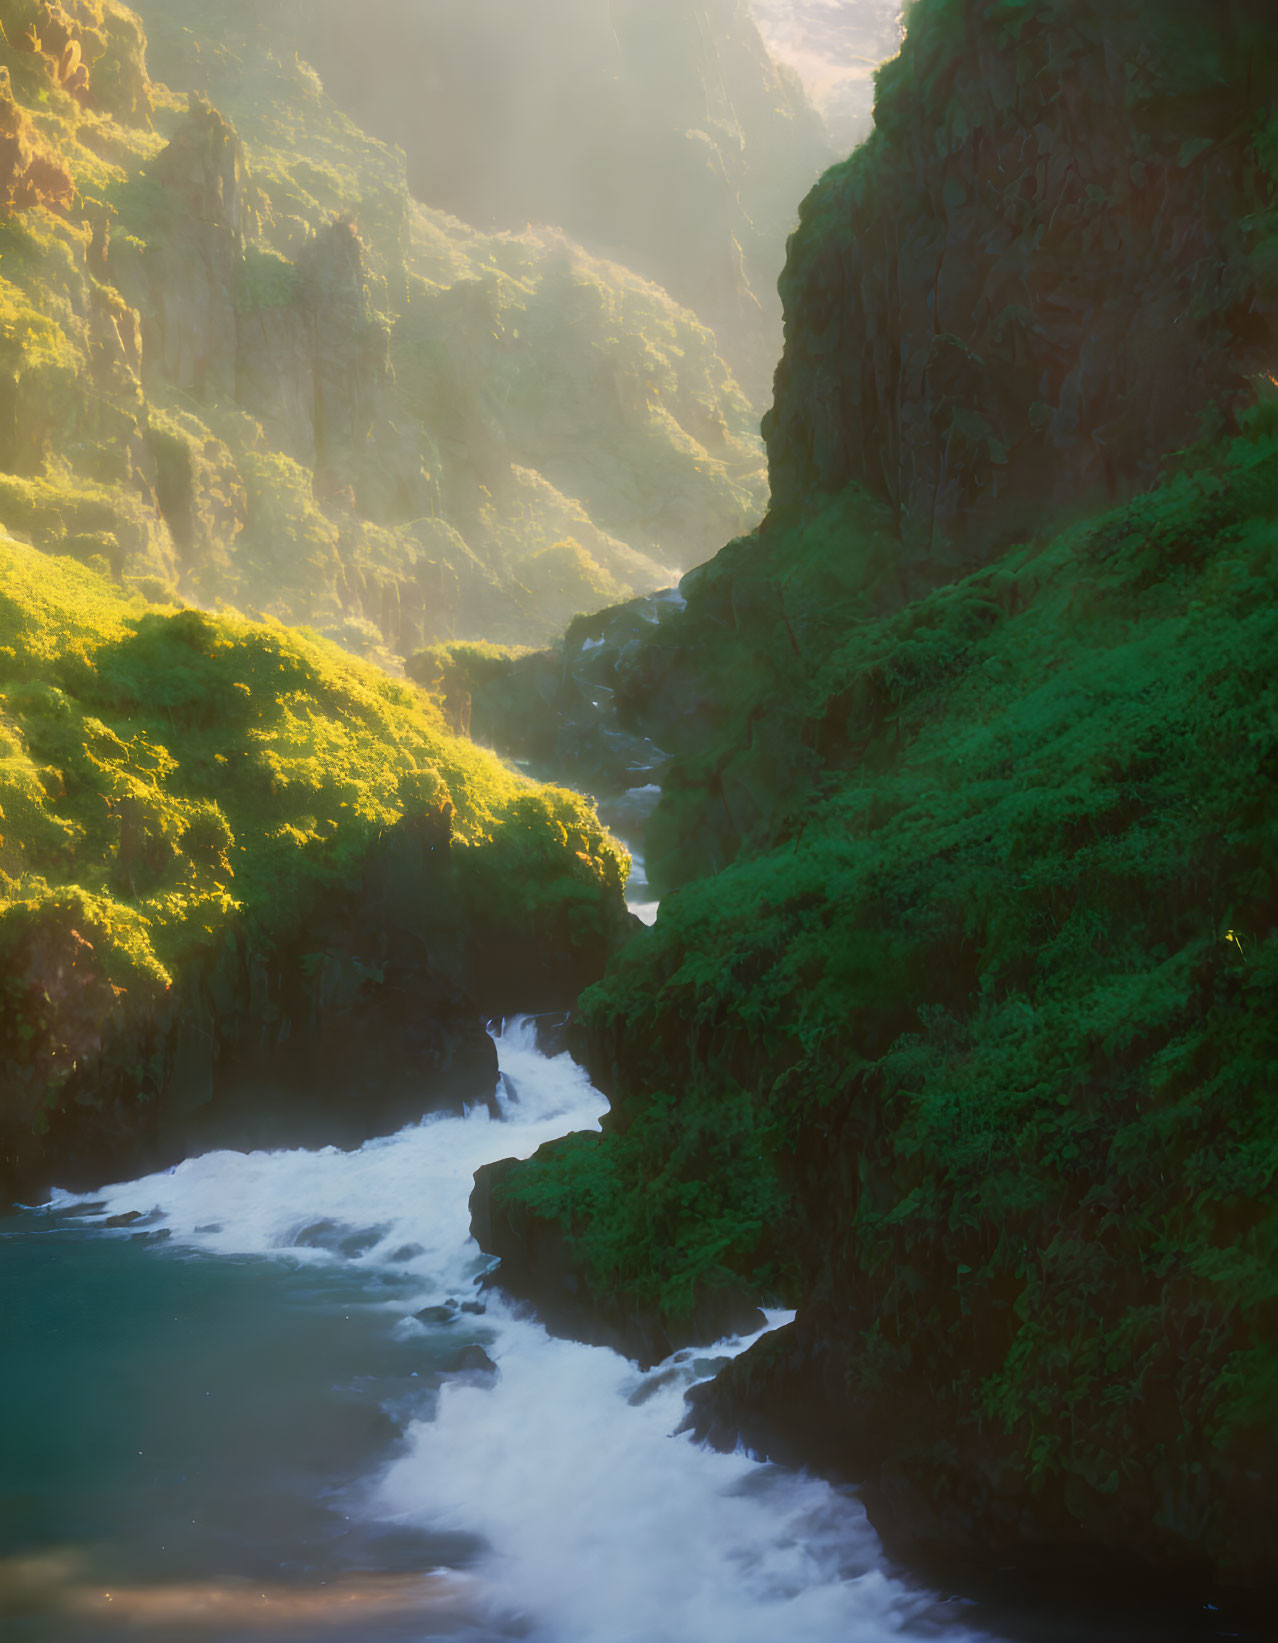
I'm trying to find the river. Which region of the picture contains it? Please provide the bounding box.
[1,824,1248,1643]
[2,1018,999,1643]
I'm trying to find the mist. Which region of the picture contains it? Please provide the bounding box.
[3,2,1274,1640]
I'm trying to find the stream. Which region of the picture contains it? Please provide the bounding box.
[0,846,1241,1643]
[2,1019,989,1643]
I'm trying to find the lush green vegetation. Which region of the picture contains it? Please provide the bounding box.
[0,536,625,1137]
[472,0,1278,1582]
[0,0,766,662]
[497,408,1278,1559]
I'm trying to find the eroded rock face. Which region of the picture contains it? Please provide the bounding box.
[232,219,404,497]
[0,64,72,213]
[131,96,254,397]
[765,0,1278,580]
[268,0,832,402]
[127,96,400,478]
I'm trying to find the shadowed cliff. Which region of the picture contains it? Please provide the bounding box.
[472,0,1278,1608]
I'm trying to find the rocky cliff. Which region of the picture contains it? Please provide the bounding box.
[256,0,833,405]
[0,0,767,659]
[473,0,1278,1608]
[766,0,1277,580]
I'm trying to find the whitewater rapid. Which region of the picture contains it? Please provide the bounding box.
[36,1021,986,1643]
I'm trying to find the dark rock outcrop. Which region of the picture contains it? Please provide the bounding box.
[3,796,629,1203]
[681,1299,1274,1617]
[410,589,686,802]
[469,1153,765,1370]
[442,1343,497,1376]
[765,0,1278,583]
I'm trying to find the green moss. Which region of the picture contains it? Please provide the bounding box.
[496,1085,796,1321]
[234,245,300,311]
[506,417,1278,1549]
[0,540,623,1106]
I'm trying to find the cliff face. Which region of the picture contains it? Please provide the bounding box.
[261,0,833,405]
[0,0,767,658]
[474,0,1278,1603]
[766,0,1277,579]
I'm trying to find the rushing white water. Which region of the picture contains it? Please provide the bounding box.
[625,851,660,927]
[45,1022,986,1643]
[610,783,663,927]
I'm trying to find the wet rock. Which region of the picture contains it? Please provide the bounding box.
[529,1012,588,1061]
[627,1367,681,1407]
[459,1300,486,1316]
[388,1243,424,1263]
[293,1220,388,1258]
[103,1210,142,1228]
[442,1344,498,1376]
[414,1303,459,1327]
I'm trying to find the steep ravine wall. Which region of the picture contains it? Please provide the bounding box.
[471,0,1278,1610]
[261,0,833,406]
[766,0,1278,581]
[0,0,767,659]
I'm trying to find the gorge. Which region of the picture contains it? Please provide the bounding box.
[2,1,1276,1640]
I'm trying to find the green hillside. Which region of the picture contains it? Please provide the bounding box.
[480,0,1278,1595]
[0,534,628,1195]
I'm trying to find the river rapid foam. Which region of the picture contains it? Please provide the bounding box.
[19,1021,986,1643]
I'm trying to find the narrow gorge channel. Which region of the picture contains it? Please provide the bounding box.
[6,1022,982,1643]
[2,2,1274,1635]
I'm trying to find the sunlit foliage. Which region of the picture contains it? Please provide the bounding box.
[0,538,626,1126]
